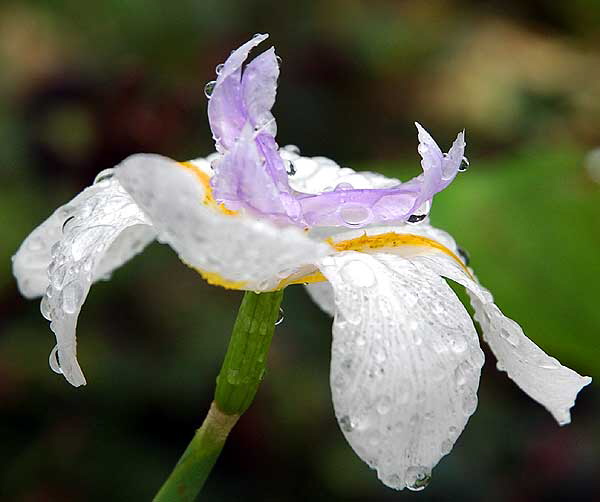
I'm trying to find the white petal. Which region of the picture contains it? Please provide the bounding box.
[41,176,154,386]
[318,251,484,490]
[304,281,336,317]
[116,154,330,291]
[279,150,400,195]
[408,252,592,425]
[12,173,155,298]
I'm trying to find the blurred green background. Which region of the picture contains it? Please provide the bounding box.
[1,0,599,500]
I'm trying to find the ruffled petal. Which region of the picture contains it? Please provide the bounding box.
[318,251,484,490]
[412,122,465,212]
[208,33,269,151]
[407,252,592,425]
[116,154,330,291]
[38,175,154,386]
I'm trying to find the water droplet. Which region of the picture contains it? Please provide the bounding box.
[286,161,296,176]
[536,356,560,369]
[462,393,478,415]
[407,213,426,224]
[227,368,241,385]
[40,295,53,321]
[49,345,62,374]
[62,216,76,234]
[204,80,216,98]
[457,247,470,266]
[275,55,282,65]
[499,327,519,347]
[459,156,470,172]
[275,307,284,326]
[93,169,114,184]
[283,144,300,155]
[356,335,366,347]
[373,348,387,363]
[339,203,372,228]
[50,265,67,290]
[405,466,431,491]
[340,259,376,288]
[335,182,353,191]
[27,236,44,252]
[449,335,468,354]
[338,415,355,433]
[61,282,83,314]
[215,63,224,75]
[376,395,392,415]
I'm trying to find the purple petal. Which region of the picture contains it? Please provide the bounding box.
[211,124,301,222]
[242,47,280,132]
[208,34,269,150]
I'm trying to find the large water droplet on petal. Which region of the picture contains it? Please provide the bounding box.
[339,203,372,228]
[338,415,355,433]
[340,260,377,288]
[215,63,224,75]
[405,466,431,491]
[459,156,470,172]
[335,182,353,191]
[61,283,83,314]
[40,295,53,321]
[93,168,114,185]
[204,80,216,98]
[49,345,62,374]
[375,395,392,415]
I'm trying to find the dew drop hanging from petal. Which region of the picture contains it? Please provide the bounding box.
[204,80,216,98]
[49,345,62,374]
[459,156,470,172]
[405,466,432,491]
[215,63,224,75]
[275,307,284,326]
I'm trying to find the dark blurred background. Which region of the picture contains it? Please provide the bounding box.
[1,0,599,500]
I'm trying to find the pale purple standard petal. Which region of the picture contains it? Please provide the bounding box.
[208,33,269,151]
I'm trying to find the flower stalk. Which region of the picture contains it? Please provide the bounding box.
[154,290,284,501]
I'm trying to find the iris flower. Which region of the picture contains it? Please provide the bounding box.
[12,34,590,491]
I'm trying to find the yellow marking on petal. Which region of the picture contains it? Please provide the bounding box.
[178,162,237,216]
[331,232,473,278]
[276,269,327,289]
[195,268,247,290]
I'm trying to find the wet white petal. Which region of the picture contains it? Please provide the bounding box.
[41,177,153,386]
[318,251,484,490]
[116,154,330,291]
[408,252,592,425]
[12,174,155,298]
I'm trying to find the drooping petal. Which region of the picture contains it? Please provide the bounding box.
[407,252,592,425]
[318,251,484,490]
[208,33,269,151]
[37,175,154,386]
[116,154,330,291]
[12,174,155,299]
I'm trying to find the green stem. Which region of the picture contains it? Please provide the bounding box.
[153,290,284,501]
